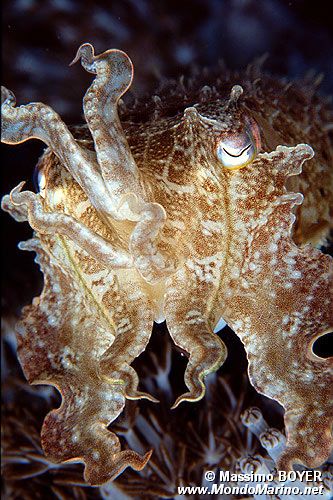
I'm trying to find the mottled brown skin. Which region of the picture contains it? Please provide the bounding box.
[1,44,332,484]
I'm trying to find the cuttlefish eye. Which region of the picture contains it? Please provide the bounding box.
[216,119,260,170]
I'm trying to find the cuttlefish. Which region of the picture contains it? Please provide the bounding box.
[2,43,332,484]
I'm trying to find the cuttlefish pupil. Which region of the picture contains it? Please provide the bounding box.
[223,143,251,157]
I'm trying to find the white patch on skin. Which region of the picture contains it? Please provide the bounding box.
[230,267,240,279]
[186,254,223,284]
[117,318,132,334]
[169,219,186,230]
[47,352,59,370]
[290,325,299,335]
[157,176,196,193]
[282,315,290,325]
[232,320,244,331]
[201,220,224,233]
[241,279,249,288]
[61,358,73,369]
[186,317,205,325]
[283,256,296,265]
[302,371,314,382]
[52,283,61,293]
[127,290,144,301]
[268,243,278,253]
[48,315,58,327]
[72,432,80,443]
[186,310,202,318]
[233,219,244,230]
[75,397,85,406]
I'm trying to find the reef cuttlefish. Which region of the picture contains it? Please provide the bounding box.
[2,44,332,485]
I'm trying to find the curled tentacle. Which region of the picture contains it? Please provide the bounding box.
[72,44,177,282]
[6,182,133,269]
[101,365,159,403]
[14,235,153,484]
[70,42,133,96]
[99,310,159,403]
[2,45,177,282]
[164,268,228,409]
[170,330,227,409]
[71,43,139,201]
[1,86,115,217]
[124,193,178,282]
[41,380,152,485]
[1,192,28,222]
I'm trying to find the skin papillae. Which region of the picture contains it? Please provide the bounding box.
[1,43,333,485]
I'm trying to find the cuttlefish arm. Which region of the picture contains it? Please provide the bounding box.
[13,236,153,484]
[215,144,333,470]
[1,43,177,282]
